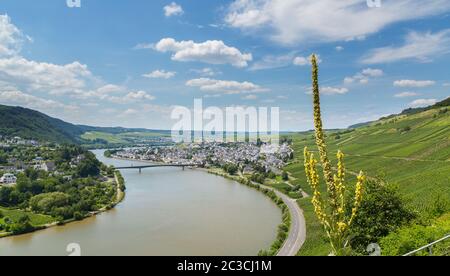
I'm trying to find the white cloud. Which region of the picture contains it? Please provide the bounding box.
[191,67,221,77]
[124,91,155,101]
[361,68,384,77]
[133,43,154,50]
[250,52,295,70]
[321,86,349,95]
[344,68,383,85]
[361,29,450,64]
[119,108,139,117]
[292,56,308,66]
[394,80,435,88]
[293,54,321,66]
[443,82,450,87]
[95,84,124,94]
[143,70,176,79]
[154,38,252,67]
[164,2,184,17]
[394,92,419,98]
[408,99,437,108]
[186,78,268,94]
[0,15,27,56]
[307,86,349,95]
[0,57,95,95]
[108,91,155,103]
[0,87,77,111]
[225,0,450,45]
[335,46,344,52]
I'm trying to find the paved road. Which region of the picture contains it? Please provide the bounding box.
[261,184,306,256]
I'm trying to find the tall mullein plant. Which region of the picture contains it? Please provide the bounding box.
[304,55,365,256]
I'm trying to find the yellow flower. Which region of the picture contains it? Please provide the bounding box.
[337,222,348,233]
[302,54,366,256]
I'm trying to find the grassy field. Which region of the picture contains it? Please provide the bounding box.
[81,131,128,144]
[0,207,56,227]
[283,105,450,255]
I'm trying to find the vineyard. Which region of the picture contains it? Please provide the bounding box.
[284,100,450,255]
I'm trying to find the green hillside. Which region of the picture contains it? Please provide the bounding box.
[284,98,450,255]
[0,105,82,143]
[0,104,170,144]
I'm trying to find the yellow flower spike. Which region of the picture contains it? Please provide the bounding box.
[303,54,366,256]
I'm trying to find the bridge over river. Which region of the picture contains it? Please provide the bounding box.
[114,164,191,173]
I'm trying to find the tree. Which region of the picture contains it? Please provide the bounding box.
[223,163,238,175]
[76,153,100,177]
[347,180,416,254]
[0,151,7,165]
[303,55,366,256]
[29,192,70,214]
[10,214,34,235]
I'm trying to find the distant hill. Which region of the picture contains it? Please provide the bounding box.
[0,104,169,144]
[0,105,82,143]
[349,97,450,129]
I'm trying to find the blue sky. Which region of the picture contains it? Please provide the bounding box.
[0,0,449,131]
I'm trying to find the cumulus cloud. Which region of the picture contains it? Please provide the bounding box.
[0,57,95,95]
[154,38,252,67]
[143,70,176,79]
[293,54,321,66]
[408,99,437,108]
[394,80,436,88]
[344,68,383,85]
[0,87,77,111]
[164,2,184,17]
[224,0,450,45]
[394,92,419,98]
[0,15,28,56]
[95,84,124,94]
[361,29,450,64]
[108,91,155,104]
[124,91,155,101]
[0,14,173,128]
[186,78,268,94]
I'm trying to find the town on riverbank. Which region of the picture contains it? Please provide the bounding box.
[109,140,294,178]
[0,135,125,238]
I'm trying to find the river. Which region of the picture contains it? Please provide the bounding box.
[0,150,281,256]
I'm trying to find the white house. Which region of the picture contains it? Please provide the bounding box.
[0,173,17,185]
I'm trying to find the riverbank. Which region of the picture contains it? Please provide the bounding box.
[0,173,126,240]
[206,168,296,256]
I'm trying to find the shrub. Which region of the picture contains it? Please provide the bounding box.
[73,211,85,221]
[29,192,70,214]
[348,180,416,254]
[380,213,450,256]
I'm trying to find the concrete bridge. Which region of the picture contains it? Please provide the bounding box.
[114,164,190,173]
